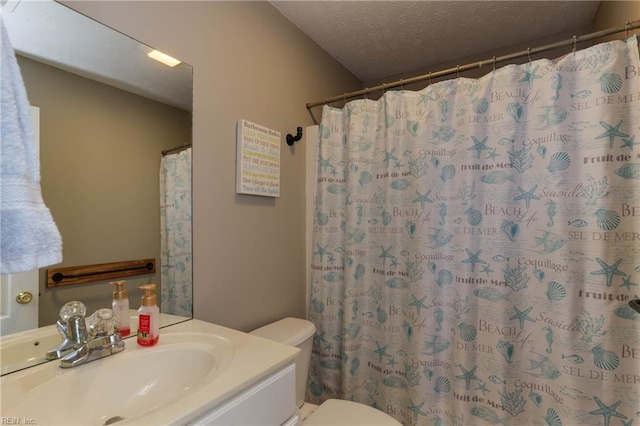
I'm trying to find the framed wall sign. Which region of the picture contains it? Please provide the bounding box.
[236,119,281,197]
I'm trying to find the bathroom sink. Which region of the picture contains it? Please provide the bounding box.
[0,325,60,374]
[0,332,234,425]
[0,311,190,376]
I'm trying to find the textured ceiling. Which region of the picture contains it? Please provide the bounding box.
[271,1,601,83]
[3,1,600,109]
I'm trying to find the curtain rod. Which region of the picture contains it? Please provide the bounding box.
[162,143,192,156]
[306,20,640,120]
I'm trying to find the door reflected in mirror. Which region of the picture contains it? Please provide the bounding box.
[1,0,193,374]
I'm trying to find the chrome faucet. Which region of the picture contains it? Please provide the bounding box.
[45,301,125,367]
[46,301,89,360]
[60,332,124,368]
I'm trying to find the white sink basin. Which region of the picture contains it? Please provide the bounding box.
[1,332,234,425]
[0,325,60,374]
[1,320,299,425]
[0,311,189,375]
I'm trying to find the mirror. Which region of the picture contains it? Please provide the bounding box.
[1,0,192,373]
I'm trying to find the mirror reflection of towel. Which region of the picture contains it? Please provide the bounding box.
[1,17,62,273]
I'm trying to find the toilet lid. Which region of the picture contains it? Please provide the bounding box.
[304,399,401,425]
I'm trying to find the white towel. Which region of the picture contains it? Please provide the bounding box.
[1,16,62,273]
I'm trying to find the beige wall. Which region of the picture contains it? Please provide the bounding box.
[64,1,638,333]
[593,1,640,38]
[64,1,362,332]
[18,56,192,326]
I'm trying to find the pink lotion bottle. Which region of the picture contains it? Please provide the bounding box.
[109,280,130,337]
[137,284,159,346]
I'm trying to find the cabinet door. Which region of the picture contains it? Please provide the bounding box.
[189,363,296,425]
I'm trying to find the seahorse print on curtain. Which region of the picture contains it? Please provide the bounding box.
[160,147,192,317]
[309,37,640,425]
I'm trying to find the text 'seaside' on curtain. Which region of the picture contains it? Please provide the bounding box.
[309,37,640,425]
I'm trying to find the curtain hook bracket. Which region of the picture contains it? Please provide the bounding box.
[286,127,303,146]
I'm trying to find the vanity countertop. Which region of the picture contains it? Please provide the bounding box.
[134,318,300,425]
[0,319,300,425]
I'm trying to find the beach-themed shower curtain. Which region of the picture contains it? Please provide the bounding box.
[159,147,192,317]
[309,37,640,425]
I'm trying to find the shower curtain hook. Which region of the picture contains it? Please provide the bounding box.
[527,47,532,64]
[400,78,404,90]
[572,35,578,53]
[363,88,369,100]
[492,56,496,72]
[428,72,432,85]
[625,21,630,38]
[456,65,460,78]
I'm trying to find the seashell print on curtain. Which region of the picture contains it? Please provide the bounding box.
[159,148,192,318]
[309,37,640,425]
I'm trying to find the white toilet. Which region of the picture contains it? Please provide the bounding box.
[251,317,401,425]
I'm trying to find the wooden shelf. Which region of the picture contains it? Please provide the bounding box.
[46,258,155,288]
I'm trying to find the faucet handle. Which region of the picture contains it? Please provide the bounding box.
[67,315,89,344]
[59,301,87,322]
[88,308,116,338]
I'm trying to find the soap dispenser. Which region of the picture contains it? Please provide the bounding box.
[108,280,130,337]
[137,284,159,346]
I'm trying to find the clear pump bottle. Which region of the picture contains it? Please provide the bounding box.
[108,280,130,337]
[137,284,159,346]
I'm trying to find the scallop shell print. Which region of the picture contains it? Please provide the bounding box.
[590,344,620,370]
[311,298,325,313]
[599,72,623,93]
[458,323,477,342]
[465,207,483,226]
[358,171,372,186]
[547,152,571,172]
[440,164,456,182]
[316,211,329,226]
[385,114,395,128]
[546,281,566,301]
[594,207,620,231]
[382,211,393,226]
[544,407,562,426]
[436,269,454,287]
[472,97,489,114]
[434,376,451,393]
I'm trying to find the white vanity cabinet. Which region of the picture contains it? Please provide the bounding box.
[0,320,300,425]
[189,363,298,425]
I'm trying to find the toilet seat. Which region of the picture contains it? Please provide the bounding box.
[304,399,401,425]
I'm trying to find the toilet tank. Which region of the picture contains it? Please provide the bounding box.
[250,317,316,408]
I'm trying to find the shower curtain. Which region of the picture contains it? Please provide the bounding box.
[309,37,639,425]
[159,147,192,317]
